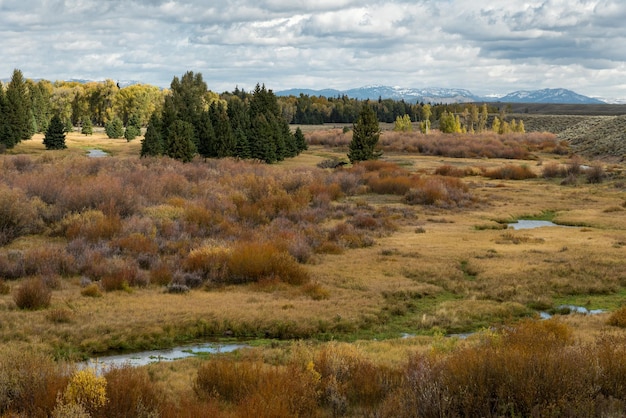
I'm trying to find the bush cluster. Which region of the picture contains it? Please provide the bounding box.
[2,321,626,417]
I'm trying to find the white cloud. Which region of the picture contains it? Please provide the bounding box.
[0,0,624,99]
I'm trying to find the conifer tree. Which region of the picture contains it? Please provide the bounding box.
[210,102,236,158]
[43,115,67,150]
[348,105,382,163]
[165,120,196,162]
[294,127,307,152]
[141,113,163,157]
[196,109,216,158]
[5,69,32,143]
[124,113,141,141]
[81,119,93,135]
[105,117,124,138]
[0,84,14,150]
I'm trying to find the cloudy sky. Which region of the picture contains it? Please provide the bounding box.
[1,0,626,100]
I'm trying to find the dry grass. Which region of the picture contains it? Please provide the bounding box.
[1,128,626,415]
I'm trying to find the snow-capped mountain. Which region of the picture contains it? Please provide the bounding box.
[497,88,605,104]
[275,86,606,104]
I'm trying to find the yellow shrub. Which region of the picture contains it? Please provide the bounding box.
[63,369,107,412]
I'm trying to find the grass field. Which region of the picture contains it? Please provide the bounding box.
[2,127,626,416]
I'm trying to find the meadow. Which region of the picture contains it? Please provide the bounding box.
[2,127,626,416]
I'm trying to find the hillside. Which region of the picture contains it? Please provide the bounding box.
[515,114,626,158]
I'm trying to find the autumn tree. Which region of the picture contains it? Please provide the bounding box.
[348,105,382,163]
[43,115,67,150]
[393,114,412,132]
[420,104,432,134]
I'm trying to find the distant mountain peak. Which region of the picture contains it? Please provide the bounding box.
[276,85,606,104]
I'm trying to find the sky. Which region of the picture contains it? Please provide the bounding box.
[1,0,626,101]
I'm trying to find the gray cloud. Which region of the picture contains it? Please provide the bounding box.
[0,0,625,100]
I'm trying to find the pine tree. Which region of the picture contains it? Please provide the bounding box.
[140,113,163,157]
[5,69,32,143]
[124,113,141,141]
[81,119,93,135]
[210,102,235,158]
[348,105,382,163]
[43,115,67,150]
[165,120,196,162]
[196,109,216,158]
[105,117,124,138]
[0,84,14,151]
[294,127,307,152]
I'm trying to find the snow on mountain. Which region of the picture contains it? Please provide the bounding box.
[496,88,605,104]
[275,86,606,104]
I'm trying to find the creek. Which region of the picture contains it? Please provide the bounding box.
[82,342,247,371]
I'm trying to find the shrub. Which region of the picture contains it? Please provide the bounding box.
[194,358,263,402]
[607,306,626,328]
[405,176,473,208]
[541,161,566,178]
[434,165,469,177]
[227,241,310,285]
[183,245,230,282]
[14,278,52,310]
[586,164,605,184]
[0,349,68,416]
[46,308,75,323]
[60,210,121,243]
[81,283,103,298]
[0,186,42,245]
[96,365,161,418]
[63,369,107,414]
[483,165,537,180]
[0,280,8,295]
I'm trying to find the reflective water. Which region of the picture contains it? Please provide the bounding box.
[508,220,562,230]
[83,343,247,371]
[87,149,108,158]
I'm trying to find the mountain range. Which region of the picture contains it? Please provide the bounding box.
[275,86,607,105]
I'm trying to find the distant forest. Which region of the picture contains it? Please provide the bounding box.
[1,68,507,160]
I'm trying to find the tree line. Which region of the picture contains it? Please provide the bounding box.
[140,71,307,163]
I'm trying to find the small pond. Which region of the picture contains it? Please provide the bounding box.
[508,220,563,230]
[83,343,247,371]
[86,149,108,158]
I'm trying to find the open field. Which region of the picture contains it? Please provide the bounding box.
[2,128,626,416]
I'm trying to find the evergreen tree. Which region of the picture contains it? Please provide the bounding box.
[28,80,52,133]
[124,113,141,141]
[210,102,236,158]
[294,127,307,152]
[6,69,32,143]
[141,113,163,157]
[233,126,251,159]
[196,109,216,158]
[43,115,67,150]
[0,84,14,150]
[348,105,382,163]
[81,118,93,135]
[105,116,124,138]
[227,97,251,159]
[165,120,196,162]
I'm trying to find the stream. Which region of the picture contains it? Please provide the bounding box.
[83,342,247,371]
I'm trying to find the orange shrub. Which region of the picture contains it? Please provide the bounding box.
[227,241,310,285]
[367,175,415,195]
[483,164,537,180]
[113,233,158,255]
[13,278,52,310]
[95,366,161,418]
[405,176,473,207]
